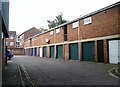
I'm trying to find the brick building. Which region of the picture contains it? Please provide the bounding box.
[6,31,16,48]
[18,27,41,48]
[23,2,119,64]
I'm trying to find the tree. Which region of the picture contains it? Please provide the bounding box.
[47,13,67,29]
[38,26,48,33]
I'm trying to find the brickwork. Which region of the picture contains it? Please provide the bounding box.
[67,23,78,41]
[103,39,108,63]
[95,41,98,62]
[9,48,24,55]
[64,44,69,60]
[80,6,119,39]
[6,31,16,48]
[22,3,119,64]
[47,46,50,58]
[55,28,64,43]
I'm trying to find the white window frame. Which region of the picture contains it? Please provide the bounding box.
[10,42,14,46]
[50,31,53,35]
[56,28,60,34]
[84,17,92,25]
[72,21,79,28]
[10,35,14,39]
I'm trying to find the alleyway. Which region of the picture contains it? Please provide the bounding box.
[3,55,118,86]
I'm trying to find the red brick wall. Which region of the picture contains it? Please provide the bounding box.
[42,32,50,45]
[9,48,24,55]
[55,28,64,43]
[24,39,31,48]
[103,39,108,63]
[64,44,69,60]
[49,30,55,44]
[67,23,78,41]
[34,36,40,46]
[37,34,43,46]
[80,6,119,39]
[46,46,50,58]
[6,38,16,48]
[24,27,41,40]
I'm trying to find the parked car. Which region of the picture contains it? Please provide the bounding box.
[7,50,13,60]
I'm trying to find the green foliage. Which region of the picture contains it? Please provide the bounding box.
[38,26,48,33]
[47,13,67,29]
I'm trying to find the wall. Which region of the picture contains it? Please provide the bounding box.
[55,27,64,43]
[80,6,119,39]
[23,4,119,64]
[9,48,24,55]
[67,23,78,41]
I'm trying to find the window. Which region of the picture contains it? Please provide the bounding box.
[10,42,14,46]
[56,28,60,34]
[72,21,79,28]
[84,17,92,25]
[50,31,53,35]
[10,35,14,39]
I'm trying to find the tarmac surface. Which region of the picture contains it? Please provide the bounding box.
[2,55,119,86]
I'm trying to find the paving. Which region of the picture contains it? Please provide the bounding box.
[2,55,119,86]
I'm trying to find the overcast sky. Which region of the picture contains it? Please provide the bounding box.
[9,0,119,35]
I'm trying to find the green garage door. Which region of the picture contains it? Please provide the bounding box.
[82,42,95,62]
[57,45,63,59]
[50,46,54,58]
[69,43,79,60]
[43,47,46,57]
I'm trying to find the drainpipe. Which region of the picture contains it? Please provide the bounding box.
[54,28,56,59]
[78,20,81,61]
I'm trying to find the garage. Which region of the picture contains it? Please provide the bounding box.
[82,41,95,62]
[108,40,119,64]
[56,45,63,59]
[32,48,35,56]
[25,48,30,56]
[69,43,79,60]
[39,47,43,57]
[43,47,46,57]
[50,46,54,58]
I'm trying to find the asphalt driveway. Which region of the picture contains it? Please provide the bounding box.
[3,55,119,86]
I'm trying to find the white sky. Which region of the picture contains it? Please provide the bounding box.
[9,0,119,35]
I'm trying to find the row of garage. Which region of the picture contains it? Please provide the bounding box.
[25,40,119,64]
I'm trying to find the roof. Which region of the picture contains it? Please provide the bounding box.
[18,27,40,37]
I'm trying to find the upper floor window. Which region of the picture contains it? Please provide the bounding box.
[10,42,14,46]
[50,31,53,35]
[72,21,79,28]
[56,28,60,34]
[10,35,14,39]
[84,17,92,25]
